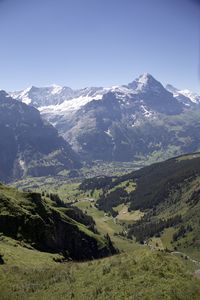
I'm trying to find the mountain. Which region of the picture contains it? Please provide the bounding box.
[0,183,116,260]
[80,152,200,256]
[12,73,186,114]
[0,91,81,182]
[10,85,74,107]
[128,73,183,114]
[10,85,106,108]
[10,74,200,162]
[166,84,200,107]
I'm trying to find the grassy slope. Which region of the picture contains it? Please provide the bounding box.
[1,236,200,300]
[131,156,200,260]
[2,153,200,299]
[1,193,198,300]
[74,199,139,252]
[78,152,200,260]
[11,175,142,252]
[0,184,116,260]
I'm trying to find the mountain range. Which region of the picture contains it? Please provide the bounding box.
[11,73,200,109]
[10,73,200,162]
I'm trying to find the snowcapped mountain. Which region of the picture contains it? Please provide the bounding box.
[129,73,165,93]
[11,74,200,114]
[166,84,200,107]
[180,89,200,104]
[10,85,74,107]
[9,74,200,162]
[11,84,134,112]
[26,74,183,139]
[11,73,185,116]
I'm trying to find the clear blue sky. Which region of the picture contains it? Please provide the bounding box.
[0,0,200,92]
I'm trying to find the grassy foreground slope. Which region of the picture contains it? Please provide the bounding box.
[1,236,200,300]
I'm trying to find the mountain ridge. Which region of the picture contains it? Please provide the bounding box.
[10,73,200,110]
[7,74,200,163]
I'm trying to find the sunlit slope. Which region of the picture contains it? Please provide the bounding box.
[0,237,200,300]
[80,153,200,257]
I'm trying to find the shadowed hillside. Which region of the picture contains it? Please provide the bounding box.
[0,184,116,260]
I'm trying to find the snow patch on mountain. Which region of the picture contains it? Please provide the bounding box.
[104,129,113,138]
[128,73,164,94]
[11,87,32,105]
[166,84,200,106]
[141,105,154,118]
[179,89,200,104]
[136,73,151,91]
[51,84,63,95]
[39,94,104,115]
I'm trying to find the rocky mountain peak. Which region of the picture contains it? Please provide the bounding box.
[128,73,165,93]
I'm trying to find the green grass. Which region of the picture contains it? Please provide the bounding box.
[74,199,136,252]
[161,227,177,250]
[1,239,200,300]
[12,177,103,204]
[108,180,136,194]
[148,237,164,250]
[5,153,200,299]
[0,236,60,267]
[114,204,144,223]
[0,183,116,261]
[11,177,138,252]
